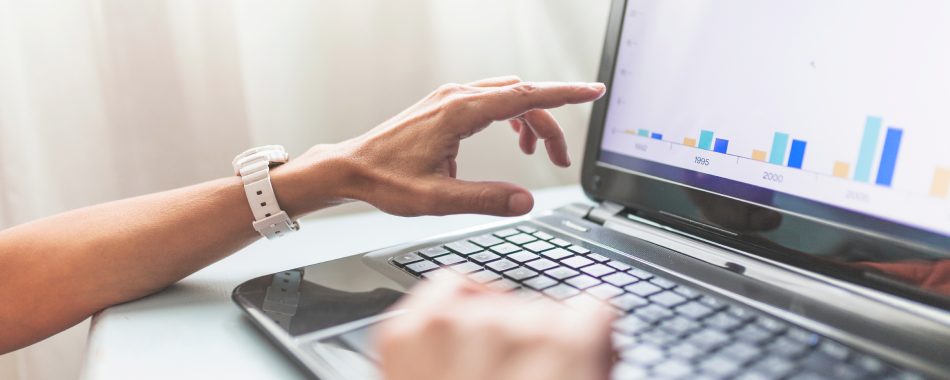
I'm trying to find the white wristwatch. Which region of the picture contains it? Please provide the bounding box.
[232,145,299,239]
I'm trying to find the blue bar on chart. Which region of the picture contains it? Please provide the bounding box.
[638,129,650,137]
[769,132,789,165]
[875,127,903,186]
[787,140,807,169]
[698,130,714,150]
[855,116,883,182]
[713,138,729,154]
[651,133,663,140]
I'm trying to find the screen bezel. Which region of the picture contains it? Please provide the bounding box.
[580,0,950,309]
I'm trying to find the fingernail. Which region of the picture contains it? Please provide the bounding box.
[587,82,606,91]
[507,193,532,215]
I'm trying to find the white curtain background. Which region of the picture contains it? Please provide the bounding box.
[0,0,610,379]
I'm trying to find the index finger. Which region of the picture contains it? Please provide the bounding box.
[461,81,606,124]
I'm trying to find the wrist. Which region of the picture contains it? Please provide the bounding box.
[268,144,358,219]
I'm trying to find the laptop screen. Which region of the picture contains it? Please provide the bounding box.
[596,1,950,301]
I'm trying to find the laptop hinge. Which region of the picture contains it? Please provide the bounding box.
[588,201,625,225]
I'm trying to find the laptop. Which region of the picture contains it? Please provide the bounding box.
[232,0,950,379]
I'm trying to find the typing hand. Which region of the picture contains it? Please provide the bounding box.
[271,77,606,218]
[375,277,615,380]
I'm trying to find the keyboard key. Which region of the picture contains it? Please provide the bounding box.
[726,305,756,322]
[563,293,604,312]
[586,283,624,300]
[602,272,638,287]
[620,344,665,365]
[434,253,466,266]
[698,354,743,376]
[785,327,814,343]
[719,342,763,363]
[687,329,732,351]
[586,253,610,263]
[545,267,580,280]
[609,293,649,312]
[422,269,455,281]
[652,359,694,379]
[606,261,632,271]
[674,301,715,320]
[507,251,541,264]
[650,276,677,289]
[540,248,574,261]
[406,260,439,275]
[668,342,707,360]
[523,241,555,253]
[417,246,450,259]
[637,329,676,346]
[392,252,423,266]
[565,275,602,290]
[469,251,501,265]
[624,281,663,297]
[673,285,702,299]
[613,315,652,335]
[544,284,581,300]
[705,313,743,331]
[769,337,809,358]
[504,267,538,281]
[526,259,559,272]
[493,228,520,237]
[523,275,558,290]
[533,231,554,240]
[800,351,841,374]
[468,270,502,284]
[567,245,590,255]
[580,263,616,278]
[516,225,537,233]
[506,233,537,245]
[486,259,518,273]
[627,267,654,279]
[633,304,675,323]
[445,240,483,255]
[756,316,788,334]
[853,355,885,374]
[611,362,647,380]
[549,238,571,247]
[649,291,688,308]
[698,295,728,310]
[486,278,519,292]
[490,243,521,255]
[735,324,774,345]
[469,234,504,247]
[818,340,850,361]
[658,316,702,337]
[748,356,796,378]
[449,262,483,274]
[561,256,595,269]
[612,332,637,349]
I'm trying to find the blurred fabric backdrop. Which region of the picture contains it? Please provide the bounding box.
[0,0,610,378]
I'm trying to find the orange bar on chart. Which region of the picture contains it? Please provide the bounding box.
[684,138,697,147]
[833,162,850,178]
[931,168,950,198]
[751,150,767,162]
[624,129,638,135]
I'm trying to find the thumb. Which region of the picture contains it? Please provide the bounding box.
[424,178,533,216]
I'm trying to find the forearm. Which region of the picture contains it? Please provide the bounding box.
[0,148,351,353]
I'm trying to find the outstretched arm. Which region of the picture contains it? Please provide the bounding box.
[0,77,605,354]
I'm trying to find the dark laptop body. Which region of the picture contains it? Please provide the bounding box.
[233,1,950,378]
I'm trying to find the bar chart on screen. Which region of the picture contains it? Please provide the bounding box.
[597,0,950,235]
[610,115,916,189]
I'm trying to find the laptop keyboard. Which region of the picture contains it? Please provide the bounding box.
[390,225,928,380]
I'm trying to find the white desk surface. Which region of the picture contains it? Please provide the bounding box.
[80,185,591,380]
